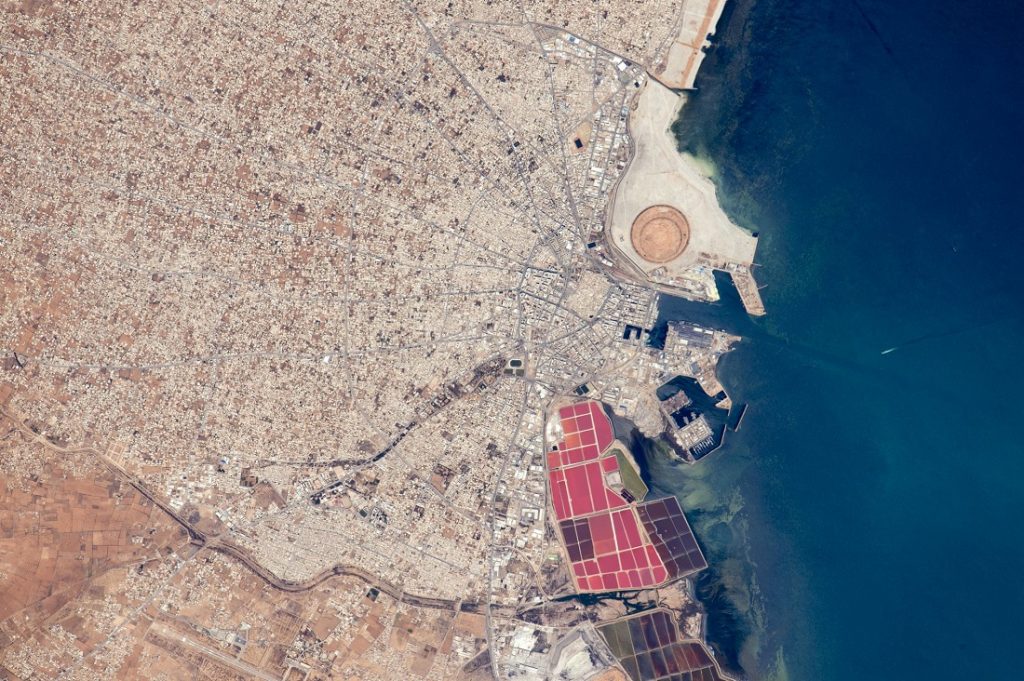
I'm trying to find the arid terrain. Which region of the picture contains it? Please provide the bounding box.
[1,0,744,679]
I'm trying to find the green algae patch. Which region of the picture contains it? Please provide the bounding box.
[612,448,648,501]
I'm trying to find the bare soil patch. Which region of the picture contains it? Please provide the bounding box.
[630,205,690,263]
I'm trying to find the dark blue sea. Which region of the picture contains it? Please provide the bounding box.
[645,0,1024,678]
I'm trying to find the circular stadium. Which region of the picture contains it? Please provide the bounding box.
[629,204,690,264]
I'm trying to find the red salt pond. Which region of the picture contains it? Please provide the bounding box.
[548,400,689,592]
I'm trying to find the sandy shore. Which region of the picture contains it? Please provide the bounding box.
[653,0,730,89]
[604,0,765,315]
[609,79,757,270]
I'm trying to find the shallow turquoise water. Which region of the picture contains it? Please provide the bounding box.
[651,0,1024,678]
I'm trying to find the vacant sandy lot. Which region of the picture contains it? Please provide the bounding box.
[607,78,757,276]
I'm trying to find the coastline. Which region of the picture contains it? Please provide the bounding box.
[574,4,765,677]
[630,415,767,679]
[599,0,765,317]
[612,2,767,676]
[651,0,731,90]
[661,3,1024,679]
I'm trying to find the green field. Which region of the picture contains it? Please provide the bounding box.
[611,449,648,501]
